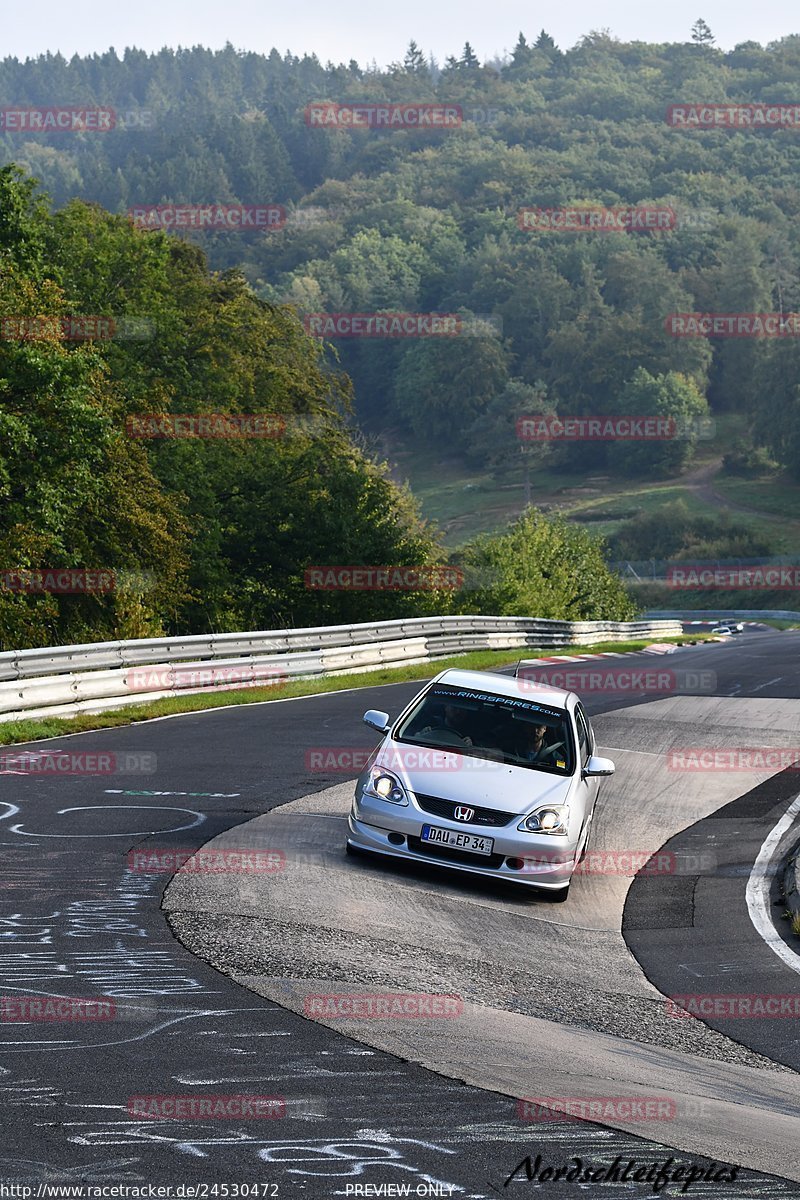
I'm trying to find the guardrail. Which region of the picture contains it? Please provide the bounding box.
[0,615,683,724]
[646,609,800,622]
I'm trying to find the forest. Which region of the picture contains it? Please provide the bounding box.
[1,29,799,645]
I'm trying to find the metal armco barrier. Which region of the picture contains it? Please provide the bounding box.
[646,609,800,621]
[0,615,683,723]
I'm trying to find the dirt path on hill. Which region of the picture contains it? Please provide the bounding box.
[681,459,783,521]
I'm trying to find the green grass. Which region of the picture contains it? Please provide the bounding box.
[0,635,696,748]
[385,416,800,554]
[385,433,596,547]
[712,474,800,518]
[563,486,710,541]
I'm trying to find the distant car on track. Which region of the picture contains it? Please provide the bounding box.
[710,624,733,636]
[346,667,615,901]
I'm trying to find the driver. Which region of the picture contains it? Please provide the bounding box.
[419,702,473,746]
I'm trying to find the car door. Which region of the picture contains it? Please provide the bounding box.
[574,703,600,834]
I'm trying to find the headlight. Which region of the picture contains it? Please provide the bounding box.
[518,805,569,836]
[364,768,408,806]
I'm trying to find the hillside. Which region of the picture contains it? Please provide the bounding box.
[2,33,800,642]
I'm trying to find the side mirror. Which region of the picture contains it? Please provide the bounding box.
[583,755,615,778]
[363,709,390,734]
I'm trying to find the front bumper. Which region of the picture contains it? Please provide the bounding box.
[347,789,578,890]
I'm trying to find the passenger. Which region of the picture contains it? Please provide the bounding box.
[509,720,562,765]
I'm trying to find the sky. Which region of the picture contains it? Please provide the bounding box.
[3,0,797,67]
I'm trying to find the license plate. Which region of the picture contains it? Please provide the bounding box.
[420,824,494,856]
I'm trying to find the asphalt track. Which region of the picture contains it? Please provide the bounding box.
[2,628,800,1198]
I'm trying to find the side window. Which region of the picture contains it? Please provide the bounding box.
[575,706,590,762]
[578,704,595,754]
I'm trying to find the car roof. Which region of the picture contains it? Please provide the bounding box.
[432,667,573,709]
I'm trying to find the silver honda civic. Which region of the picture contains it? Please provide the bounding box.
[346,667,615,900]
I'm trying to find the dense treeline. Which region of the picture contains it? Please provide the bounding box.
[0,165,633,648]
[1,34,798,480]
[5,32,799,645]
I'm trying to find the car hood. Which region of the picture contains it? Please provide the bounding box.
[374,741,573,815]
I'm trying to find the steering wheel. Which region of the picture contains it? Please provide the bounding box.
[537,740,566,760]
[421,727,472,747]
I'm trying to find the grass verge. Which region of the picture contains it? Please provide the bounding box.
[0,636,698,747]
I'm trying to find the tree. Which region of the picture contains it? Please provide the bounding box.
[691,18,716,45]
[534,30,558,52]
[394,327,511,450]
[507,33,535,76]
[512,32,529,59]
[0,165,49,277]
[463,378,550,476]
[0,177,190,648]
[608,499,771,561]
[0,167,460,646]
[460,43,481,70]
[403,41,428,74]
[452,508,636,619]
[608,368,711,478]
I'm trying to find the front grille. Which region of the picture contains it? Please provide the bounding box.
[407,835,505,869]
[414,793,515,828]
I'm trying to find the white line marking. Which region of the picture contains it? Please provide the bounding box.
[9,805,206,838]
[599,746,664,758]
[745,790,800,977]
[748,677,783,693]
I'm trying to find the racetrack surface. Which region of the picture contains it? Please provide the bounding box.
[2,629,800,1197]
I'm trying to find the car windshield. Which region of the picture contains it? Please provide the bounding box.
[394,683,574,775]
